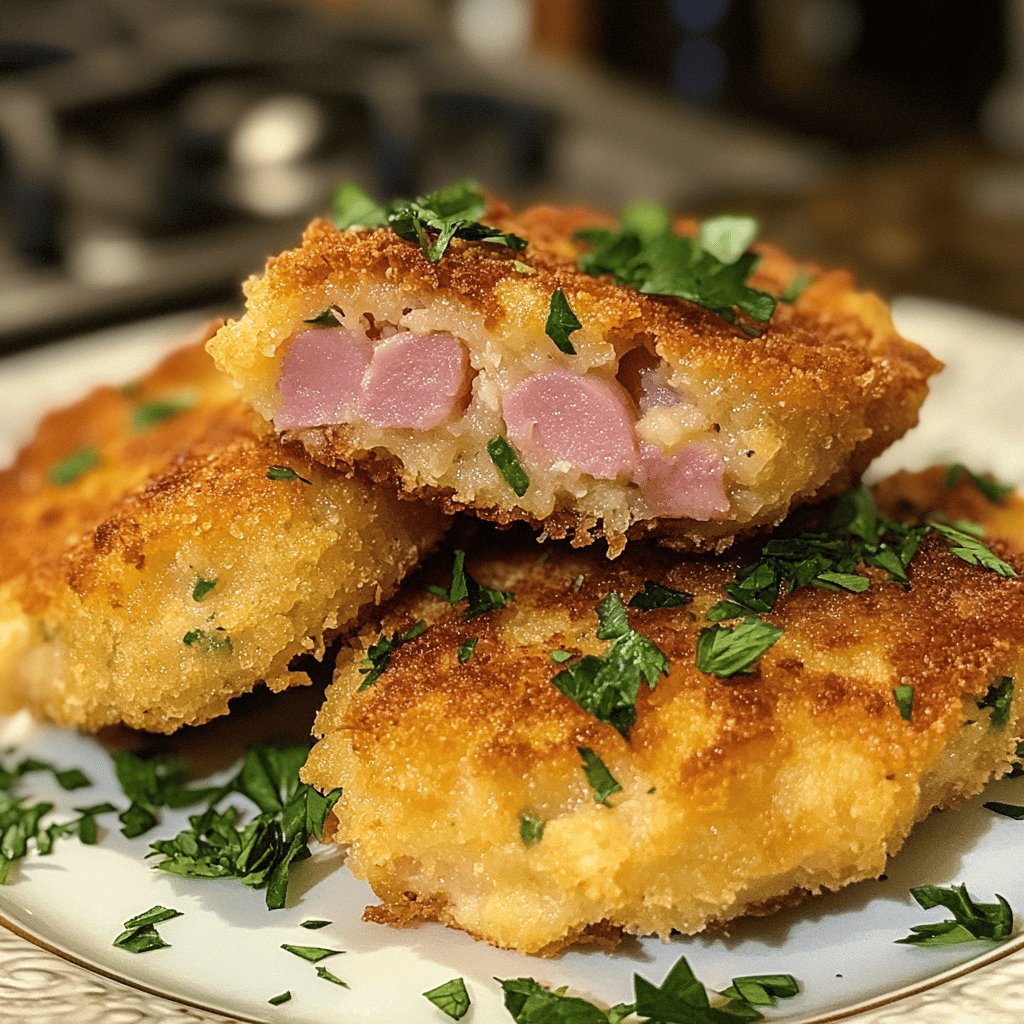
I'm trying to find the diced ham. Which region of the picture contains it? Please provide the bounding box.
[635,441,729,519]
[358,332,470,429]
[503,370,638,479]
[276,328,372,429]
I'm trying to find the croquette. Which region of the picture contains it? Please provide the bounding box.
[208,196,939,555]
[302,470,1024,954]
[0,329,446,732]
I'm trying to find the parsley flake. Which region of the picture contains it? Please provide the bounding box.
[358,621,427,689]
[944,463,1014,504]
[281,943,342,963]
[268,991,292,1005]
[500,977,611,1024]
[978,676,1014,729]
[182,628,232,654]
[780,270,814,303]
[112,750,216,839]
[191,577,217,602]
[518,813,544,847]
[545,288,582,355]
[929,521,1017,577]
[551,593,668,736]
[438,550,514,620]
[423,977,471,1020]
[267,464,312,485]
[48,445,100,486]
[984,801,1024,819]
[301,919,332,929]
[549,649,573,663]
[896,883,1014,946]
[696,618,783,679]
[893,685,914,721]
[316,965,350,987]
[577,747,621,806]
[132,392,195,431]
[112,905,182,954]
[487,436,530,497]
[457,637,478,664]
[628,580,694,611]
[304,305,344,326]
[511,259,535,275]
[721,973,800,1011]
[333,180,526,263]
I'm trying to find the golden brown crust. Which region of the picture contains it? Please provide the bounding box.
[0,333,446,732]
[209,202,940,554]
[304,474,1024,954]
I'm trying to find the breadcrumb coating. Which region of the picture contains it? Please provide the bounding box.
[0,330,445,732]
[303,471,1024,954]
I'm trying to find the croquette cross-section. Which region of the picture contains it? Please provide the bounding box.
[302,471,1024,955]
[0,329,445,733]
[208,187,940,555]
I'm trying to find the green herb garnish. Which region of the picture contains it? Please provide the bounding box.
[984,801,1024,819]
[577,747,621,807]
[500,977,611,1024]
[301,919,332,929]
[112,750,219,839]
[893,685,914,721]
[268,991,292,1005]
[281,943,342,963]
[576,203,775,331]
[437,549,514,620]
[929,521,1016,578]
[628,580,694,611]
[551,593,668,737]
[518,814,544,847]
[549,649,573,663]
[358,621,427,690]
[191,577,217,602]
[545,288,582,355]
[944,463,1014,504]
[112,906,182,954]
[696,618,783,679]
[304,306,343,326]
[511,259,535,275]
[47,445,100,486]
[721,974,799,1012]
[132,392,195,431]
[780,270,814,303]
[182,628,232,654]
[316,966,350,987]
[488,436,530,497]
[423,977,471,1020]
[978,677,1014,729]
[333,181,526,263]
[267,465,312,485]
[457,637,478,664]
[896,883,1014,946]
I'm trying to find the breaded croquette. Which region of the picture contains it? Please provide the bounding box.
[302,471,1024,954]
[0,329,446,732]
[209,189,939,555]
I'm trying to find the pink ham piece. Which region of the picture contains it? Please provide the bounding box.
[503,370,638,479]
[636,441,729,520]
[358,332,470,430]
[276,327,371,429]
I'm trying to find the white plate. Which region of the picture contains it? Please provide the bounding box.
[1,298,1023,1024]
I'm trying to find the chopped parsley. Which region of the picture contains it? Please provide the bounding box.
[893,684,914,721]
[358,620,427,690]
[575,202,775,332]
[895,883,1014,946]
[182,628,232,654]
[518,813,544,847]
[944,463,1014,503]
[488,436,530,497]
[301,919,332,929]
[47,445,100,486]
[696,618,783,679]
[436,549,514,620]
[500,977,611,1024]
[545,288,582,355]
[721,973,799,1011]
[304,305,343,326]
[423,977,471,1020]
[984,801,1024,819]
[978,676,1014,729]
[148,744,341,911]
[332,180,526,263]
[267,464,312,485]
[191,576,217,602]
[549,649,573,663]
[457,637,479,664]
[929,521,1016,577]
[112,750,217,839]
[780,270,814,303]
[551,593,668,736]
[512,260,535,275]
[282,943,343,963]
[628,580,694,611]
[315,966,350,987]
[112,905,182,954]
[577,747,621,807]
[268,991,292,1005]
[131,392,195,431]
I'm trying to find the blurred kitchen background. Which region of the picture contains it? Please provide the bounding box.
[1,0,1022,349]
